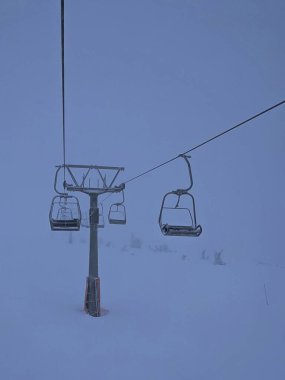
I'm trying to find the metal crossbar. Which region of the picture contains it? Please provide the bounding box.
[54,164,124,195]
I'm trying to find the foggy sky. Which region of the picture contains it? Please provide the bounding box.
[0,0,284,262]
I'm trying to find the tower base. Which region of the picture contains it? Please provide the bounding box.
[84,276,101,317]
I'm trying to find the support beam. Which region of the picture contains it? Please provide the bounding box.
[84,194,101,317]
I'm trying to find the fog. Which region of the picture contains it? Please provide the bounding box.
[0,1,284,378]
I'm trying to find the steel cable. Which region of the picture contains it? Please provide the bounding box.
[124,100,285,185]
[61,0,66,183]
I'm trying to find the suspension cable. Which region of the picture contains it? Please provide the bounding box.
[124,99,285,185]
[182,100,285,155]
[61,0,66,184]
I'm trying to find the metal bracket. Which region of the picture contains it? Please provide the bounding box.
[54,164,125,195]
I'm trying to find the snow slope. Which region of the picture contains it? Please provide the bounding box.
[0,232,284,380]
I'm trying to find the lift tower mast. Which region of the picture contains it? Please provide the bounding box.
[51,164,124,317]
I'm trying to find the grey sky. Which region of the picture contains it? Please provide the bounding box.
[0,0,284,261]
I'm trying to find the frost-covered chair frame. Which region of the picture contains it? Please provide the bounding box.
[49,195,81,231]
[158,155,202,237]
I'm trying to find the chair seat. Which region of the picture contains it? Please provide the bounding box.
[50,218,80,231]
[161,224,202,237]
[109,218,126,225]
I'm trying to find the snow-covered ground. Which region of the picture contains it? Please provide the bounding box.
[1,231,284,380]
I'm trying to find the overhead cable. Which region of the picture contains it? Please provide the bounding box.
[61,0,66,182]
[124,99,285,185]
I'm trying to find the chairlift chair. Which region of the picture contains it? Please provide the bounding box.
[158,155,202,237]
[159,192,202,237]
[49,195,81,231]
[108,204,126,225]
[108,190,126,225]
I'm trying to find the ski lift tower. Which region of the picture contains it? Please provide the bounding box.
[52,164,124,317]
